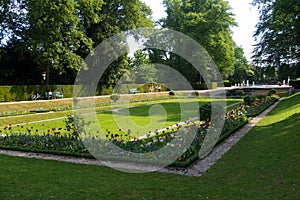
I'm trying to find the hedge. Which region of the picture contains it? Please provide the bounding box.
[0,85,74,102]
[290,80,300,89]
[0,84,170,102]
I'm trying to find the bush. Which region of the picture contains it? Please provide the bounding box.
[191,91,199,97]
[199,102,224,122]
[192,83,208,90]
[110,94,120,101]
[236,90,245,96]
[268,89,277,96]
[243,95,256,105]
[169,90,175,96]
[220,80,232,87]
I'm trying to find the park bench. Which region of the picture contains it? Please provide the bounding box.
[129,88,139,94]
[45,91,64,99]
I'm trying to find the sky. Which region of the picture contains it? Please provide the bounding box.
[142,0,259,61]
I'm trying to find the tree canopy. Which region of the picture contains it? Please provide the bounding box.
[0,0,153,85]
[156,0,236,81]
[0,0,256,87]
[252,0,300,79]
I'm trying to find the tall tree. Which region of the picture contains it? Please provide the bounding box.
[127,50,157,84]
[1,0,153,85]
[252,0,300,79]
[0,0,28,45]
[156,0,236,82]
[84,0,153,87]
[229,44,253,84]
[26,0,103,84]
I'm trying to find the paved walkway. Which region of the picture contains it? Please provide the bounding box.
[0,99,281,176]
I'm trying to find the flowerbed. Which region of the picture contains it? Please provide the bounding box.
[0,95,278,167]
[244,95,278,117]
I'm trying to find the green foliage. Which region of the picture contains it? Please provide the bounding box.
[0,85,74,102]
[110,94,120,101]
[1,95,300,199]
[160,0,236,80]
[268,89,277,96]
[127,50,158,84]
[26,0,98,74]
[236,90,245,96]
[1,0,153,86]
[168,90,175,96]
[64,114,87,138]
[191,91,199,97]
[252,0,300,74]
[229,45,252,83]
[243,95,256,106]
[199,102,224,122]
[223,80,232,87]
[192,83,208,90]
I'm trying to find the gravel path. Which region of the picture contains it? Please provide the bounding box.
[0,100,281,176]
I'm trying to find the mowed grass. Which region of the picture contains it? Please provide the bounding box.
[0,94,299,199]
[0,98,241,138]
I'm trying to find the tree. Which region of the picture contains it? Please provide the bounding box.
[0,0,28,45]
[1,0,154,86]
[229,45,253,84]
[84,0,153,87]
[127,50,157,84]
[252,0,300,79]
[156,0,236,82]
[26,0,102,85]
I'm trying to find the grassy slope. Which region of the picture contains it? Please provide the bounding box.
[1,95,299,199]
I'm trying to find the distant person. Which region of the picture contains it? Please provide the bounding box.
[289,86,295,95]
[48,90,53,99]
[36,92,41,100]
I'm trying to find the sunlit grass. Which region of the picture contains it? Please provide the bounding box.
[0,98,242,138]
[0,94,299,199]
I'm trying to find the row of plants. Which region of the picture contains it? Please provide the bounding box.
[0,95,279,167]
[243,94,278,117]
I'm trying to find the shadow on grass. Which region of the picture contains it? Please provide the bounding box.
[251,112,300,140]
[267,92,300,117]
[114,99,240,122]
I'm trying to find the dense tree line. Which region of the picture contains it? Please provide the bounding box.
[0,0,152,85]
[252,0,300,81]
[0,0,257,87]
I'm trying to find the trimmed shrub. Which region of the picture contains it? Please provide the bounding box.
[110,94,120,101]
[169,90,175,96]
[236,90,246,96]
[243,95,256,105]
[191,91,199,97]
[268,89,277,96]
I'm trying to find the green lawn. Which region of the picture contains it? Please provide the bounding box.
[0,94,299,199]
[1,98,241,138]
